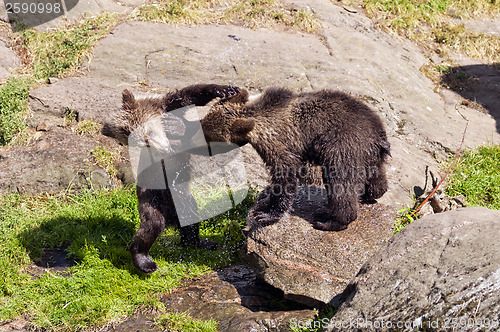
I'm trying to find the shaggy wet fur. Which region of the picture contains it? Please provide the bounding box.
[201,87,390,231]
[102,84,244,273]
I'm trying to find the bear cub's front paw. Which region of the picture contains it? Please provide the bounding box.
[213,85,249,104]
[217,85,240,99]
[312,212,352,231]
[132,253,158,274]
[206,85,240,101]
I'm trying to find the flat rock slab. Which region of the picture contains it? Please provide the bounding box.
[28,77,123,125]
[0,126,115,194]
[242,186,395,306]
[324,207,500,332]
[159,265,316,332]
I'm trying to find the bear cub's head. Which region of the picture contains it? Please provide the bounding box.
[201,91,256,146]
[102,90,172,153]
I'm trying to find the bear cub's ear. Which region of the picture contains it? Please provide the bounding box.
[231,118,255,144]
[122,89,138,110]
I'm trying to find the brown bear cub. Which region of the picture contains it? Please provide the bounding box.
[201,87,390,231]
[102,84,245,273]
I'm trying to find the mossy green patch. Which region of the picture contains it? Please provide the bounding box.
[17,14,119,80]
[446,144,500,210]
[0,186,257,330]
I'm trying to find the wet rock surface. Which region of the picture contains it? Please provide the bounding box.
[324,207,500,332]
[113,265,316,332]
[242,187,395,306]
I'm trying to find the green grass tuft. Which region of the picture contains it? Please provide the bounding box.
[156,312,219,332]
[0,186,257,330]
[393,206,417,234]
[446,144,500,210]
[0,77,31,146]
[91,145,119,177]
[75,119,101,136]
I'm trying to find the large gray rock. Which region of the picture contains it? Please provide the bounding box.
[242,187,395,307]
[324,207,500,332]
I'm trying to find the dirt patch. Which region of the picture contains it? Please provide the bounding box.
[24,245,75,279]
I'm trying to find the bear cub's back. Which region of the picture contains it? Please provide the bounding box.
[246,88,384,138]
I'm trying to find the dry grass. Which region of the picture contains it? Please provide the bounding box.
[354,0,500,63]
[132,0,321,33]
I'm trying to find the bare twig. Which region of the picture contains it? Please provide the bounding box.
[405,121,469,223]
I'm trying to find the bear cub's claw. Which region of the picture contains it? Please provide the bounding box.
[252,210,283,225]
[222,86,240,98]
[213,85,240,100]
[132,253,158,274]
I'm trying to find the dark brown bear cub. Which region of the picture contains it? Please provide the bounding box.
[102,84,245,273]
[201,87,390,231]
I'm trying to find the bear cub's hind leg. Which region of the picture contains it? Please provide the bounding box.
[130,191,167,273]
[312,168,359,231]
